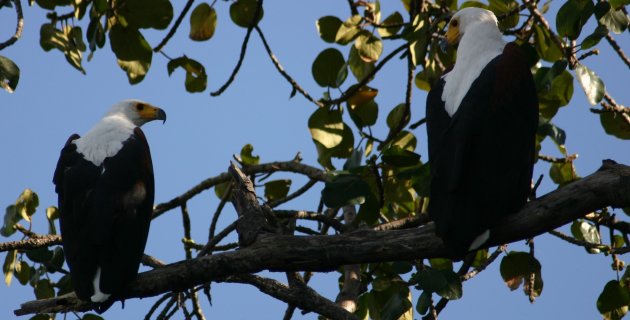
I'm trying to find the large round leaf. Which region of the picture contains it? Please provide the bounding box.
[189,3,217,41]
[311,48,347,88]
[0,55,19,93]
[109,24,153,84]
[230,0,264,28]
[316,16,342,43]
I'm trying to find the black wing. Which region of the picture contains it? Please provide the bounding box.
[54,128,154,301]
[426,43,538,256]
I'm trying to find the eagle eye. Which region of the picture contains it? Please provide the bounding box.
[136,103,145,111]
[451,19,459,27]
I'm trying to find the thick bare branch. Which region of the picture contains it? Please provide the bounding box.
[0,234,60,252]
[15,161,630,316]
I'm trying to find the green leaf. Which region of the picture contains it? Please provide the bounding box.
[25,247,54,264]
[381,147,420,168]
[380,288,413,320]
[348,89,378,128]
[82,314,105,320]
[348,45,375,82]
[377,11,403,37]
[46,206,58,235]
[312,48,347,88]
[536,68,574,119]
[16,261,30,286]
[264,180,291,202]
[533,24,563,62]
[429,258,453,271]
[414,267,462,300]
[460,1,489,8]
[34,0,71,10]
[335,15,362,45]
[189,3,217,41]
[556,0,594,40]
[317,16,343,43]
[55,274,73,296]
[214,181,231,200]
[499,251,542,293]
[437,269,463,300]
[489,0,520,30]
[581,25,609,49]
[575,63,605,105]
[597,280,630,320]
[93,0,107,14]
[537,118,567,146]
[167,56,207,92]
[471,248,489,269]
[354,31,383,63]
[34,278,55,299]
[308,107,344,149]
[1,205,20,237]
[116,0,173,30]
[550,161,580,186]
[15,189,39,223]
[416,290,432,315]
[390,130,417,152]
[0,55,20,93]
[599,8,629,34]
[109,24,153,84]
[321,174,371,207]
[28,314,52,320]
[39,24,86,74]
[230,0,263,28]
[610,0,630,9]
[3,250,17,286]
[571,220,602,253]
[600,112,630,140]
[240,144,260,165]
[386,103,410,134]
[46,247,65,273]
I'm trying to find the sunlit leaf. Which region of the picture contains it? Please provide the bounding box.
[335,15,362,45]
[575,63,605,105]
[230,0,263,28]
[377,11,403,37]
[533,24,563,62]
[15,189,39,223]
[3,250,17,286]
[571,220,602,254]
[599,8,629,34]
[189,3,217,41]
[550,161,580,186]
[354,31,383,63]
[16,261,30,286]
[489,0,520,30]
[0,55,20,93]
[46,206,58,235]
[348,46,375,82]
[1,205,20,237]
[317,16,343,43]
[308,107,344,149]
[109,24,153,84]
[429,258,453,271]
[240,144,260,165]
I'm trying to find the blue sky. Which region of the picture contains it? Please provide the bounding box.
[1,0,629,319]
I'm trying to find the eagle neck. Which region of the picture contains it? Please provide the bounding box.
[442,23,506,116]
[74,114,136,166]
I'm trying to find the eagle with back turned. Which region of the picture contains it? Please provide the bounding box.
[426,8,538,257]
[53,100,166,311]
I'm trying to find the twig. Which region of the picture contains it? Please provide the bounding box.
[605,33,630,69]
[597,97,630,126]
[254,26,323,107]
[548,229,608,250]
[181,203,194,260]
[0,0,24,50]
[145,293,174,320]
[409,118,426,129]
[153,0,195,52]
[0,234,61,252]
[537,154,577,163]
[379,48,415,149]
[268,179,319,208]
[210,0,263,96]
[198,221,237,256]
[461,245,506,281]
[153,160,326,219]
[373,215,430,231]
[274,210,347,232]
[325,43,408,106]
[209,184,233,241]
[223,274,358,320]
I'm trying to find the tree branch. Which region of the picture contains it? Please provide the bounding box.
[0,234,60,252]
[153,0,195,52]
[605,33,630,69]
[15,161,630,316]
[0,0,24,50]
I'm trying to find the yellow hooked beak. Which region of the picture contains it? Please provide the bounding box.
[136,102,167,124]
[444,19,461,46]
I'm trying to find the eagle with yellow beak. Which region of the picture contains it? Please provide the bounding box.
[53,100,166,310]
[426,8,538,256]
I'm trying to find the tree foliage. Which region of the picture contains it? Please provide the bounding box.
[1,0,629,319]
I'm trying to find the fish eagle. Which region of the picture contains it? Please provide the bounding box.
[53,100,166,309]
[426,8,538,256]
